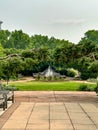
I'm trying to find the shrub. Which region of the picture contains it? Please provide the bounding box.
[67,68,80,78]
[80,72,90,80]
[78,84,92,91]
[87,78,97,82]
[3,85,19,91]
[67,69,76,77]
[94,82,98,94]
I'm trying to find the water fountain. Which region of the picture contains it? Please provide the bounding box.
[41,66,60,77]
[33,66,61,80]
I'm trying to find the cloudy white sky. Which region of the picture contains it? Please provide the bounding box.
[0,0,98,43]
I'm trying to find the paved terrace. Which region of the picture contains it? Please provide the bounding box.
[0,91,98,130]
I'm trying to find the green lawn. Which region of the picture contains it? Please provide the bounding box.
[8,81,96,91]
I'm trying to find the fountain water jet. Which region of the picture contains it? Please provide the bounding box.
[33,66,62,80]
[42,66,58,77]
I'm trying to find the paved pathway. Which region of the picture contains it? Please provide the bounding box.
[1,102,98,130]
[14,91,98,103]
[0,91,98,130]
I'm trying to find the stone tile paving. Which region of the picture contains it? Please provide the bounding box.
[0,102,20,129]
[14,91,98,103]
[1,102,98,130]
[0,91,98,130]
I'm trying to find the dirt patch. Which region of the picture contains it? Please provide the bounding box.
[6,76,96,84]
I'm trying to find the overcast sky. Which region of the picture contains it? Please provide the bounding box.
[0,0,98,43]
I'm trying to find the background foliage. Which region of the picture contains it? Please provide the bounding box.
[0,29,98,82]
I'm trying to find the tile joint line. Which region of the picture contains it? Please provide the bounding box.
[63,102,75,130]
[78,103,97,129]
[25,103,35,130]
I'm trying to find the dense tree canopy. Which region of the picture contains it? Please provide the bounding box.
[0,29,98,80]
[79,30,98,45]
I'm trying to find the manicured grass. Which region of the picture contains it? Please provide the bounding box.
[8,81,96,91]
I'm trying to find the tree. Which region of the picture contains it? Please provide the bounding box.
[21,49,37,59]
[0,43,5,57]
[0,30,11,48]
[88,62,98,78]
[4,48,21,56]
[6,30,30,49]
[30,35,49,48]
[79,30,98,45]
[53,41,74,69]
[36,47,50,71]
[22,58,38,75]
[2,57,23,84]
[0,61,3,80]
[78,41,98,57]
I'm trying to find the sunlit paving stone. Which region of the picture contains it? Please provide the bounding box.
[74,124,97,130]
[1,99,98,130]
[80,103,98,113]
[26,124,49,130]
[50,120,73,130]
[64,103,84,112]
